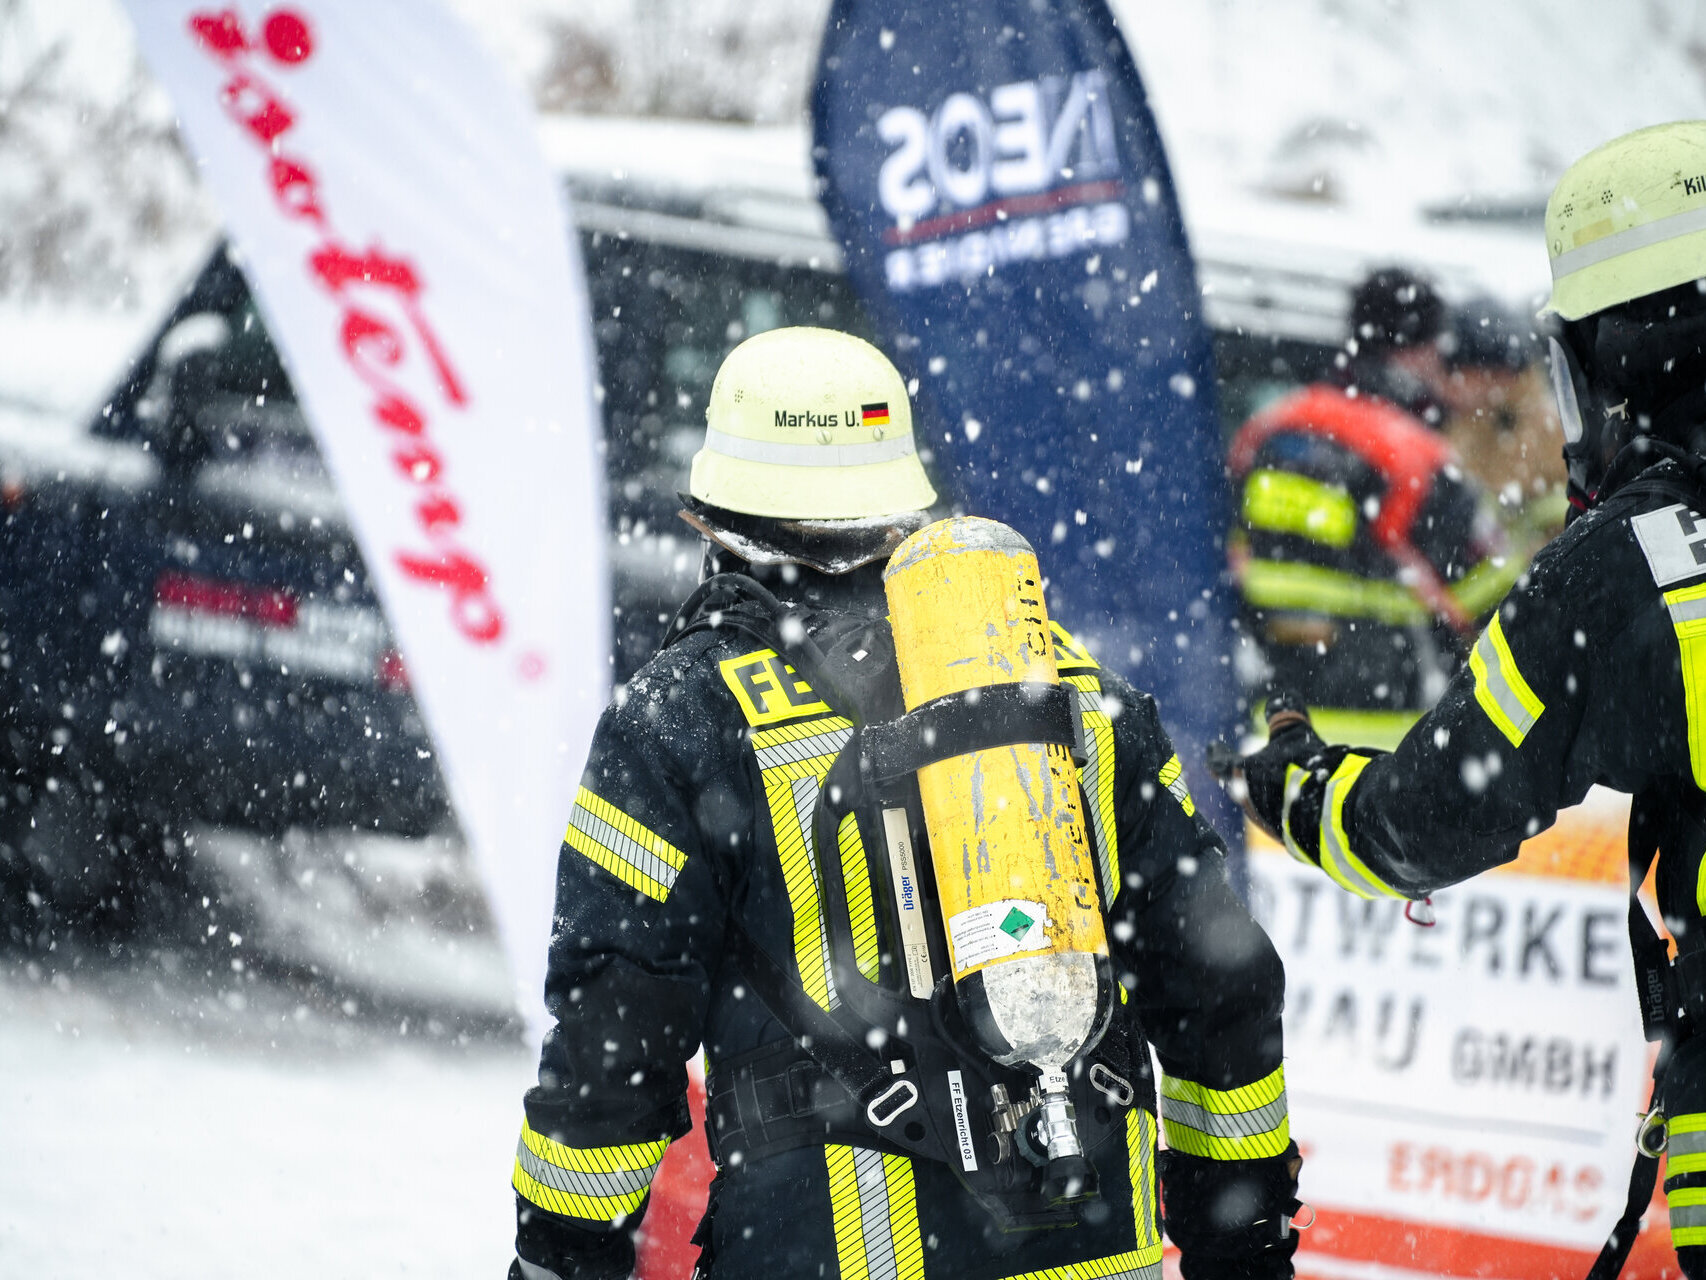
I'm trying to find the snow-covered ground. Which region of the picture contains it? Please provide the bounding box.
[0,954,533,1279]
[2,4,1704,1278]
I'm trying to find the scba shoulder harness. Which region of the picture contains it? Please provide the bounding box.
[1589,452,1706,1280]
[668,573,1150,1229]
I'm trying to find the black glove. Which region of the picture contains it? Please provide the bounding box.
[1160,1143,1304,1280]
[1234,692,1351,863]
[512,1193,640,1280]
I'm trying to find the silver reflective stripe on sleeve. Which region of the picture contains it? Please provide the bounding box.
[704,427,917,468]
[1674,1203,1706,1230]
[1157,1094,1290,1144]
[1318,755,1402,901]
[1670,1127,1706,1158]
[515,1141,660,1203]
[515,1262,567,1280]
[565,802,681,898]
[1469,614,1545,747]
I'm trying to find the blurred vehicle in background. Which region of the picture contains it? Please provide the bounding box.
[0,115,1554,1005]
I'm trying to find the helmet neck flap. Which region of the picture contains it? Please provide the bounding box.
[1550,281,1706,512]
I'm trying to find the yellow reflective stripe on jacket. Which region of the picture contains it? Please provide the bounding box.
[1051,621,1100,672]
[1318,753,1405,900]
[1243,468,1357,548]
[1160,1066,1290,1161]
[1449,554,1522,618]
[825,1144,925,1280]
[1158,753,1195,817]
[1469,611,1545,747]
[750,715,855,1011]
[512,1118,668,1223]
[1665,583,1706,789]
[1126,1108,1162,1257]
[564,787,687,902]
[1668,1114,1706,1174]
[1242,558,1432,625]
[998,1250,1163,1279]
[1672,1185,1706,1246]
[1279,763,1315,866]
[1067,673,1120,902]
[838,812,881,984]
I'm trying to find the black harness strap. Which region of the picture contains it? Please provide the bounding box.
[860,682,1083,783]
[1587,786,1674,1280]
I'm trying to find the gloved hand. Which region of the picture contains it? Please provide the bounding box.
[1160,1142,1305,1280]
[1222,692,1344,857]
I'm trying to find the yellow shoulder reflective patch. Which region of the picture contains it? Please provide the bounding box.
[1243,468,1357,548]
[838,813,881,984]
[1469,612,1545,747]
[1050,620,1100,671]
[564,786,686,902]
[1317,753,1405,901]
[1158,753,1195,817]
[825,1145,925,1280]
[1665,583,1706,790]
[719,647,832,726]
[513,1118,669,1223]
[1160,1066,1290,1161]
[1066,672,1119,900]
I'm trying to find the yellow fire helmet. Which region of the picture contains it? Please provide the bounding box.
[681,326,940,574]
[1544,120,1706,321]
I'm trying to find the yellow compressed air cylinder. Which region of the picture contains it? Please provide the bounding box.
[883,516,1108,1070]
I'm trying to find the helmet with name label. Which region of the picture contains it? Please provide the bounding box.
[1542,122,1706,508]
[681,326,939,573]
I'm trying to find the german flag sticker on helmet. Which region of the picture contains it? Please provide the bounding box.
[862,402,891,427]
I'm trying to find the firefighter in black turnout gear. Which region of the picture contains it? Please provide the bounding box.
[508,327,1300,1279]
[1229,122,1706,1277]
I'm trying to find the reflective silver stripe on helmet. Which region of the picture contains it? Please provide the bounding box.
[704,428,917,468]
[1550,203,1706,281]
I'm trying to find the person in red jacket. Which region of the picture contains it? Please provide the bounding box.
[1229,378,1514,717]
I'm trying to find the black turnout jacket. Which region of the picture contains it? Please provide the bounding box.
[1275,459,1706,962]
[510,574,1291,1280]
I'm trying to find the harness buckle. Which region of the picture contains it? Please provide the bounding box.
[866,1079,920,1128]
[1638,1107,1668,1158]
[1088,1062,1135,1108]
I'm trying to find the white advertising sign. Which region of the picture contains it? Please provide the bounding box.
[121,0,608,1029]
[1251,850,1648,1256]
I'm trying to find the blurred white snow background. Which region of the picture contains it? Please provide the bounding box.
[2,1,1706,1277]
